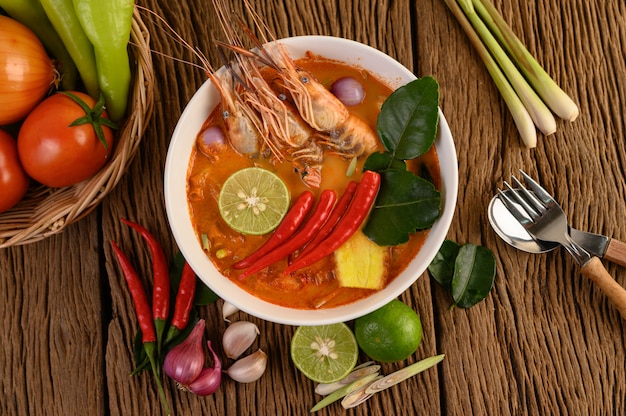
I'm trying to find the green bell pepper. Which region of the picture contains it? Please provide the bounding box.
[73,0,134,122]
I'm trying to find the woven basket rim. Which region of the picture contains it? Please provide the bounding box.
[0,8,155,248]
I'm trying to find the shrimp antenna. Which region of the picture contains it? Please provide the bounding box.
[215,45,254,93]
[135,5,216,74]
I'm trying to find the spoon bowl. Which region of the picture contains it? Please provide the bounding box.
[487,190,559,254]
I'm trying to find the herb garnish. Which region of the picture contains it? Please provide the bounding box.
[363,76,442,246]
[428,240,496,308]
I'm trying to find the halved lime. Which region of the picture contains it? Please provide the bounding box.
[290,323,358,384]
[218,167,290,235]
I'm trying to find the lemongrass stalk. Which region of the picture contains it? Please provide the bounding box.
[310,373,379,412]
[443,0,537,147]
[473,0,579,121]
[364,354,446,395]
[456,0,556,136]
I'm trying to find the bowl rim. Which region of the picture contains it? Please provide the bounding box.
[165,35,458,326]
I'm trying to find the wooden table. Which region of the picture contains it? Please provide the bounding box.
[2,0,625,414]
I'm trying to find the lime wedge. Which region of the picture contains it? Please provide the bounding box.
[290,323,358,384]
[218,167,290,235]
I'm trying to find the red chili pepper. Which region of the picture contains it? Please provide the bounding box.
[297,181,357,259]
[110,241,156,344]
[111,240,170,416]
[283,170,381,274]
[232,190,315,270]
[238,189,337,280]
[120,219,170,322]
[171,261,197,332]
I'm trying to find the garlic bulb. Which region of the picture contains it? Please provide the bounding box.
[222,321,259,359]
[226,349,268,383]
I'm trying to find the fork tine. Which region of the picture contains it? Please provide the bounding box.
[510,176,546,215]
[497,188,532,225]
[519,170,554,205]
[503,180,541,220]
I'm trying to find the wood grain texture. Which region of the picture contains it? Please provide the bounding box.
[1,0,626,414]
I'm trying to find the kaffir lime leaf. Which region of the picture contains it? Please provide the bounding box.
[290,323,358,384]
[218,167,290,235]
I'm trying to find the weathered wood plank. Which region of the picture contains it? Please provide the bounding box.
[2,0,626,414]
[0,218,104,416]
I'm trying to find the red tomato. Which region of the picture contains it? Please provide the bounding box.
[18,91,115,188]
[0,129,29,214]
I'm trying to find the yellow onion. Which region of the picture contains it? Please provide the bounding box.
[0,16,56,125]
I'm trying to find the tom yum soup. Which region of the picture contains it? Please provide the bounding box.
[187,45,443,310]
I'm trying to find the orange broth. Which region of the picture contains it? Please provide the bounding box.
[187,54,441,309]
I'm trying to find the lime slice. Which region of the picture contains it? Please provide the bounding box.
[218,167,290,235]
[290,323,358,384]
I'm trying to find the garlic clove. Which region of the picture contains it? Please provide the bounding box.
[226,349,268,383]
[163,319,206,385]
[187,341,222,396]
[222,301,239,322]
[222,321,259,359]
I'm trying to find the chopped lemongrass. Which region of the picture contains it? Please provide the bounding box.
[456,0,556,136]
[201,233,210,251]
[472,0,579,121]
[310,373,379,413]
[341,376,382,409]
[315,362,380,395]
[346,157,357,177]
[315,381,346,396]
[364,354,445,395]
[352,361,376,371]
[340,363,380,384]
[443,0,537,147]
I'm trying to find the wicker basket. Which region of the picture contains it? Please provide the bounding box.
[0,8,154,248]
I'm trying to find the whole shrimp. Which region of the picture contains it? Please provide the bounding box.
[212,0,324,187]
[238,59,325,188]
[208,64,264,156]
[270,43,379,158]
[138,5,264,157]
[230,0,380,159]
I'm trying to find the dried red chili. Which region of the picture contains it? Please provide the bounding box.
[232,190,315,270]
[238,189,337,279]
[284,170,381,274]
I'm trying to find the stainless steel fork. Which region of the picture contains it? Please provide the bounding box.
[498,170,626,319]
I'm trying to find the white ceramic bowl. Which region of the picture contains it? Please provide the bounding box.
[164,36,458,326]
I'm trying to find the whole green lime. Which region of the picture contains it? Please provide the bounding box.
[354,299,423,363]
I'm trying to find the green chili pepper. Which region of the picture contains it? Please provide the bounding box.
[73,0,134,122]
[0,0,78,90]
[39,0,99,98]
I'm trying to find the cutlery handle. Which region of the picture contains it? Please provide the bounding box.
[603,239,626,267]
[581,257,626,319]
